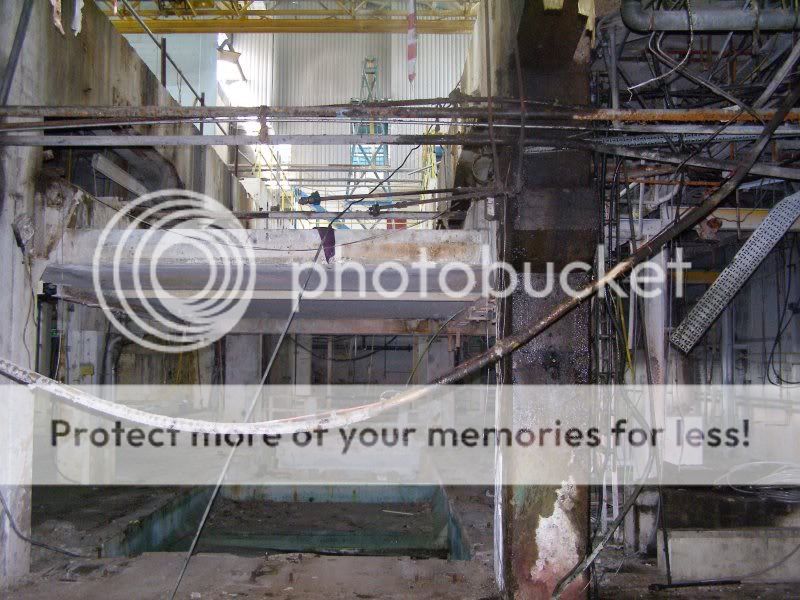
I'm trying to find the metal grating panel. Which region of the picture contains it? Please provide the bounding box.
[671,191,800,353]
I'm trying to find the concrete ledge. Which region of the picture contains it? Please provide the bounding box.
[53,229,489,266]
[658,528,800,583]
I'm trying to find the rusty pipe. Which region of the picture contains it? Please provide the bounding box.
[2,105,800,124]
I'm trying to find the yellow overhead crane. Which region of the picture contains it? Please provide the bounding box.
[102,1,478,34]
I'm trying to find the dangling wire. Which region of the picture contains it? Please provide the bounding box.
[627,0,695,96]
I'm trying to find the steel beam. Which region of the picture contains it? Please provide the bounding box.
[0,134,496,147]
[233,210,446,220]
[90,154,148,197]
[567,142,800,181]
[109,17,476,35]
[230,318,488,336]
[2,105,800,124]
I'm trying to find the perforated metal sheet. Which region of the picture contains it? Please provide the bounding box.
[671,191,800,354]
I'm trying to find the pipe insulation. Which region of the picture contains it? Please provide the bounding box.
[621,0,800,32]
[0,356,436,436]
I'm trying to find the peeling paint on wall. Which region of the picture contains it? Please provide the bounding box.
[531,478,581,586]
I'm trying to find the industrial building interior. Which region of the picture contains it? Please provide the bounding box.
[4,0,800,598]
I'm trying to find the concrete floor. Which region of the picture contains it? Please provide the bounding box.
[188,498,448,557]
[596,547,799,600]
[7,552,497,599]
[10,486,800,598]
[10,546,799,599]
[31,487,192,570]
[13,486,497,598]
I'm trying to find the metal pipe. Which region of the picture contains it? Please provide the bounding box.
[0,133,501,147]
[249,164,420,173]
[0,104,519,120]
[5,132,799,183]
[608,28,621,116]
[2,105,800,124]
[103,335,125,386]
[562,140,800,181]
[297,186,477,204]
[754,41,800,108]
[233,210,446,220]
[262,178,423,185]
[621,0,800,32]
[0,0,34,105]
[391,192,493,209]
[160,38,167,87]
[5,117,800,137]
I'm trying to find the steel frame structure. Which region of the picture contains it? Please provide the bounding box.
[101,0,478,34]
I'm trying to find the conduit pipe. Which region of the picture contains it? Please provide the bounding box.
[621,0,800,32]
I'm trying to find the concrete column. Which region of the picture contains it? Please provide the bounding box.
[225,334,262,385]
[493,3,594,597]
[222,335,263,421]
[424,336,453,382]
[0,190,35,585]
[0,101,40,588]
[501,274,591,600]
[294,334,313,391]
[624,250,668,556]
[52,306,115,483]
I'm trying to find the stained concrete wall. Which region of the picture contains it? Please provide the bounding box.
[0,0,247,586]
[658,528,800,583]
[459,0,525,97]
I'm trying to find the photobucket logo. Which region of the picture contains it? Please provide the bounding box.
[290,244,691,305]
[92,190,256,353]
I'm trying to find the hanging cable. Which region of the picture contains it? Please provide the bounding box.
[405,307,468,386]
[0,489,86,558]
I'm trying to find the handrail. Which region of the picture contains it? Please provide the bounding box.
[119,0,203,104]
[118,0,230,137]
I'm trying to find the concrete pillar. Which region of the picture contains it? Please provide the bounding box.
[265,334,294,385]
[51,305,115,483]
[0,189,35,585]
[223,335,263,421]
[294,334,313,392]
[625,250,668,555]
[501,274,591,600]
[0,35,40,579]
[225,334,262,385]
[424,337,453,382]
[493,3,594,597]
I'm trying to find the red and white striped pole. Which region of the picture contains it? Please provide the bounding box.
[407,0,417,83]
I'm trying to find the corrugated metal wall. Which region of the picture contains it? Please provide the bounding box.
[235,33,275,107]
[232,33,470,184]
